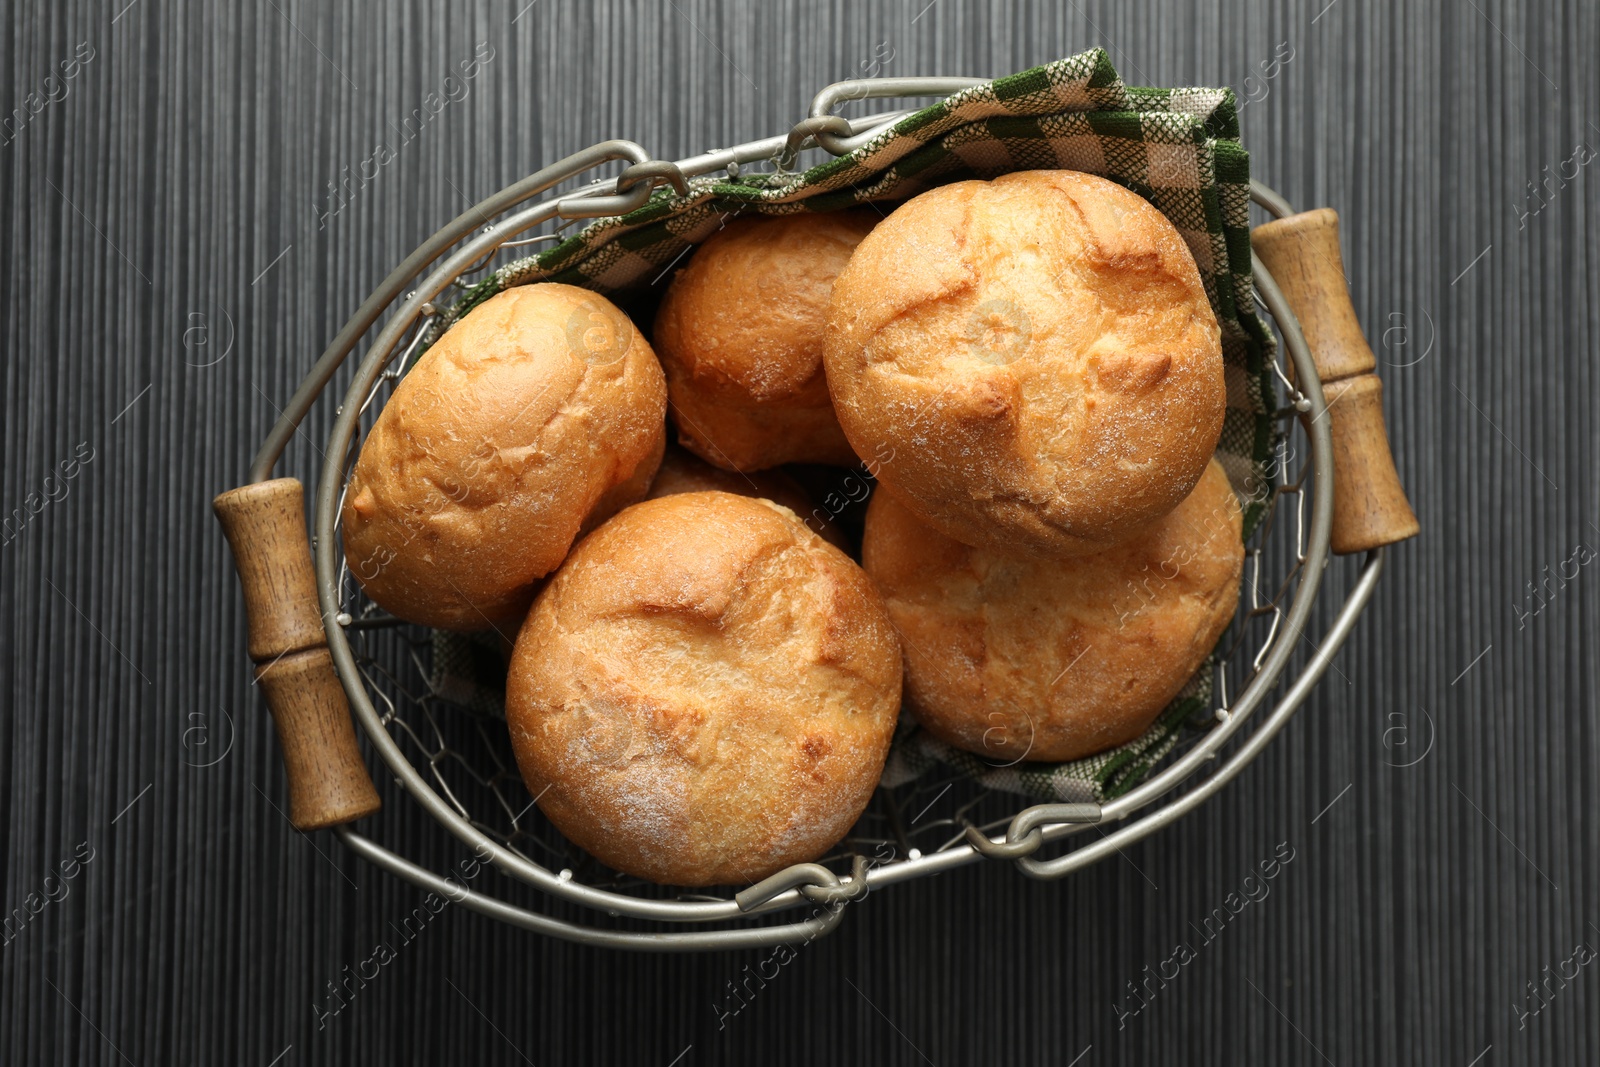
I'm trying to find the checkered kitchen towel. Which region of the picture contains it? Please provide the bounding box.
[427,48,1278,803]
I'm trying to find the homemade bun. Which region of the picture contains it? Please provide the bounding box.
[862,459,1242,763]
[654,212,876,471]
[646,446,850,550]
[507,491,901,886]
[342,284,666,632]
[825,170,1225,558]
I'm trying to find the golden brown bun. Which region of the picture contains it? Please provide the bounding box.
[654,212,877,471]
[342,284,666,632]
[825,170,1225,559]
[861,459,1242,763]
[506,491,901,886]
[645,446,850,551]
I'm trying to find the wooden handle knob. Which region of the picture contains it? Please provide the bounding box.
[1318,376,1421,556]
[214,478,381,830]
[1252,208,1420,555]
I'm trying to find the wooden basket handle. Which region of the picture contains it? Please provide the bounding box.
[1251,208,1421,555]
[213,478,382,830]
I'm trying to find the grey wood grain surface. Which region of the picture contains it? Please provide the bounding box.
[2,0,1597,1063]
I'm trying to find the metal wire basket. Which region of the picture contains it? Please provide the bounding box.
[214,74,1417,951]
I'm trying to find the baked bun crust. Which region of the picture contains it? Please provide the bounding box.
[645,446,850,550]
[862,459,1242,763]
[825,170,1225,558]
[654,212,877,471]
[506,491,901,886]
[342,284,667,631]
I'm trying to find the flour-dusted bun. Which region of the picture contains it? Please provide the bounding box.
[645,446,850,550]
[825,170,1225,559]
[862,459,1242,763]
[654,211,877,471]
[341,284,666,632]
[506,491,901,886]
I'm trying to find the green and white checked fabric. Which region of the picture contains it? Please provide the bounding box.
[424,48,1278,804]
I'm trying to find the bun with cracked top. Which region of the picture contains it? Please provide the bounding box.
[654,211,877,471]
[506,491,901,886]
[862,458,1243,763]
[341,283,666,632]
[824,170,1226,559]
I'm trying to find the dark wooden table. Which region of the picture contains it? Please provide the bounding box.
[3,1,1596,1063]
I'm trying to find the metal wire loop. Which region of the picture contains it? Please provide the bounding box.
[797,855,872,906]
[778,115,853,170]
[615,159,690,198]
[961,821,1044,860]
[735,861,848,912]
[806,76,987,155]
[1011,803,1104,839]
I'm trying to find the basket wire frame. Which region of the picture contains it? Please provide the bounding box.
[247,79,1382,949]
